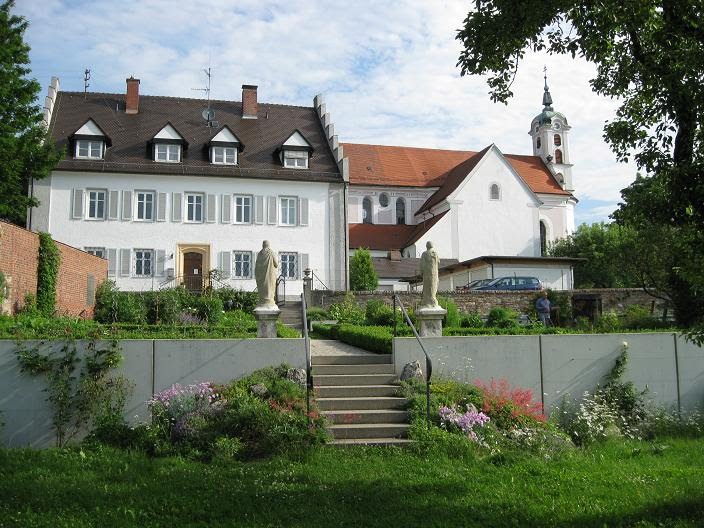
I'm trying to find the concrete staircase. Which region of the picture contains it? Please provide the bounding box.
[312,341,411,446]
[278,300,303,330]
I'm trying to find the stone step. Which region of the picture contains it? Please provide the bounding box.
[312,364,395,375]
[330,437,413,447]
[314,374,397,386]
[312,354,392,365]
[328,423,410,440]
[317,397,407,411]
[322,409,410,424]
[315,385,398,398]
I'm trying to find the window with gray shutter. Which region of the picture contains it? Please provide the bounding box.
[300,253,309,279]
[156,193,167,221]
[72,189,84,219]
[221,195,232,223]
[219,251,232,278]
[298,198,309,226]
[86,275,96,306]
[254,195,264,224]
[155,249,166,276]
[267,196,277,224]
[172,192,182,222]
[108,190,119,220]
[206,194,216,223]
[107,248,117,276]
[121,190,132,220]
[119,248,131,277]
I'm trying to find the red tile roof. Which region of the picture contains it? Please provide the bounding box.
[349,211,448,250]
[342,143,571,200]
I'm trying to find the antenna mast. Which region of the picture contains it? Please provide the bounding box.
[192,67,217,127]
[83,68,91,98]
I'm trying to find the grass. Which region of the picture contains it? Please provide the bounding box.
[1,438,703,527]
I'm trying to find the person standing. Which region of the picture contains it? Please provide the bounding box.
[536,291,552,326]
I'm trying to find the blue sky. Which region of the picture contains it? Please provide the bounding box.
[16,0,638,226]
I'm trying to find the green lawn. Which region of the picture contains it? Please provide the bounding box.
[1,439,703,527]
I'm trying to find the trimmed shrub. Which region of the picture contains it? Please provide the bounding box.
[327,293,365,325]
[349,248,378,291]
[306,307,328,321]
[460,312,484,328]
[311,323,339,340]
[337,324,394,354]
[486,307,519,328]
[365,299,396,326]
[276,323,301,338]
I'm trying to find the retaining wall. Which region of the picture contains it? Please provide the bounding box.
[393,333,704,413]
[0,338,305,448]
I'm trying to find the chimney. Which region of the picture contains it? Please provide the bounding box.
[242,84,258,119]
[125,77,140,114]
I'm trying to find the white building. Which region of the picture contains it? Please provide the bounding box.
[32,78,348,295]
[343,79,578,289]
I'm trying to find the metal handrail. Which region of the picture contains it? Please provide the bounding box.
[393,294,433,428]
[301,292,313,423]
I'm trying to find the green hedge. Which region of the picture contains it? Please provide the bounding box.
[313,323,412,354]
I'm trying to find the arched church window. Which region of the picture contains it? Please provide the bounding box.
[396,197,406,225]
[489,183,501,201]
[554,134,561,146]
[540,221,548,256]
[362,197,372,224]
[554,149,563,164]
[536,137,541,149]
[378,192,389,207]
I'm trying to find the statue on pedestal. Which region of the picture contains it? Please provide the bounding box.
[419,241,440,308]
[255,240,278,308]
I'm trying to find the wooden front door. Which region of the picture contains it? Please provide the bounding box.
[183,252,203,291]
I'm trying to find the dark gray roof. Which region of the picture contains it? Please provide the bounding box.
[370,257,459,279]
[48,91,342,183]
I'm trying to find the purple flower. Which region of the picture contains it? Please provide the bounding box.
[438,405,490,442]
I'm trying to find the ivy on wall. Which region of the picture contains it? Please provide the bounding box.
[37,232,60,317]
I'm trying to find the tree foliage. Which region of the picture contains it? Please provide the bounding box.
[349,249,378,291]
[0,0,61,226]
[457,1,704,327]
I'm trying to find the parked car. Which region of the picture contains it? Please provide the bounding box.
[457,278,494,291]
[474,276,543,291]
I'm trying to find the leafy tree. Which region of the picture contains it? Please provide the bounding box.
[349,248,378,291]
[0,0,61,226]
[456,1,704,327]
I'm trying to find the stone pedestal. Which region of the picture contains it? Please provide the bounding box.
[416,306,447,337]
[253,305,280,338]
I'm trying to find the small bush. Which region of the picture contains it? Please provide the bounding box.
[306,307,328,321]
[438,296,461,327]
[311,323,339,339]
[276,323,301,338]
[216,288,258,313]
[195,295,224,325]
[474,378,545,429]
[349,248,378,291]
[337,324,395,354]
[622,304,670,329]
[94,281,147,324]
[144,289,183,324]
[595,311,621,332]
[460,312,484,328]
[327,293,365,325]
[18,293,39,316]
[486,307,519,328]
[365,299,396,326]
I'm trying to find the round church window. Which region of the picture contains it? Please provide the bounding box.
[378,193,389,207]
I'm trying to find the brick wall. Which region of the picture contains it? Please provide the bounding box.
[311,288,669,319]
[0,221,107,317]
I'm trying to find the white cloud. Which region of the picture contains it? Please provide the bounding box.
[17,0,640,221]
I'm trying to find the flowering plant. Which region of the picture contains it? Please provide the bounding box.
[148,382,223,441]
[474,378,545,428]
[438,404,490,442]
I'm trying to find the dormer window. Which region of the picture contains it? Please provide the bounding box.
[70,118,110,160]
[278,130,313,170]
[209,126,242,165]
[151,123,187,164]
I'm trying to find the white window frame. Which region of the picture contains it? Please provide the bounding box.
[135,191,155,221]
[86,189,107,220]
[185,193,204,223]
[283,150,308,169]
[279,196,297,226]
[75,139,104,159]
[280,252,298,279]
[211,146,238,165]
[84,247,106,259]
[233,195,252,224]
[134,249,154,277]
[154,143,181,163]
[489,183,501,201]
[232,251,252,279]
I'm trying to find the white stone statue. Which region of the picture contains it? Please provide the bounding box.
[419,241,440,308]
[255,240,279,308]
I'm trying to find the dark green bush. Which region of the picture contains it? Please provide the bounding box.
[622,304,671,329]
[306,307,328,321]
[439,297,461,327]
[276,323,301,338]
[216,287,258,313]
[335,324,411,353]
[487,307,519,328]
[327,293,365,325]
[144,289,183,324]
[365,299,397,326]
[195,295,224,325]
[460,312,484,328]
[312,323,339,339]
[94,281,147,324]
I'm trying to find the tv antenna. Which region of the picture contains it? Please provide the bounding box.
[83,68,91,98]
[192,67,217,127]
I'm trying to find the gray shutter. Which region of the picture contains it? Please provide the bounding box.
[254,195,264,224]
[172,192,182,222]
[206,194,216,223]
[348,197,360,223]
[219,251,231,278]
[157,193,167,221]
[108,190,119,220]
[121,190,132,221]
[267,196,277,224]
[248,251,254,278]
[119,248,131,277]
[221,195,232,223]
[72,189,84,219]
[299,197,309,226]
[107,248,117,277]
[86,275,96,306]
[156,249,165,276]
[300,253,309,279]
